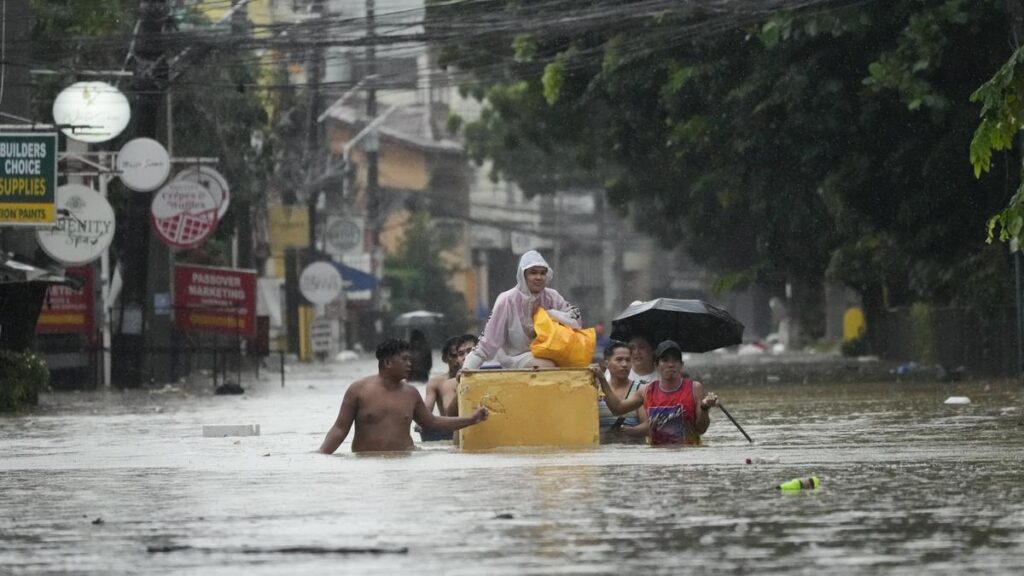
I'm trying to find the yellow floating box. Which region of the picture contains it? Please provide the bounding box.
[457,368,599,451]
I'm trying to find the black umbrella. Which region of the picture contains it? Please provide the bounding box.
[610,298,744,352]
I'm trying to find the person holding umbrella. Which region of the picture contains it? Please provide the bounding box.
[590,340,719,446]
[462,250,581,371]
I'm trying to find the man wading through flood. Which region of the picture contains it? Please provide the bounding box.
[590,340,719,446]
[319,339,488,454]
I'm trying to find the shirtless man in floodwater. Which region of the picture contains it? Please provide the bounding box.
[319,338,488,454]
[424,334,478,417]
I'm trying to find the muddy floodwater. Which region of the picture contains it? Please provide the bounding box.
[2,358,1023,575]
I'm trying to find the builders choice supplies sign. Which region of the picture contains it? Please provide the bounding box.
[174,264,257,337]
[0,133,57,225]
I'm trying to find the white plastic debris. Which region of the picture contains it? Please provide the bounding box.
[202,424,260,437]
[943,396,971,405]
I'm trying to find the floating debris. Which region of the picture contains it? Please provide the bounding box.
[146,544,408,555]
[202,424,260,437]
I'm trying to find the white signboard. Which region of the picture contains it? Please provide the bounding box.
[324,216,364,256]
[150,181,219,249]
[117,138,170,192]
[300,261,343,305]
[52,82,131,144]
[310,318,334,355]
[174,166,230,220]
[36,184,116,265]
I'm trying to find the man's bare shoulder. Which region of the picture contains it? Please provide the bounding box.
[440,376,458,393]
[425,373,447,390]
[346,375,380,393]
[400,381,425,402]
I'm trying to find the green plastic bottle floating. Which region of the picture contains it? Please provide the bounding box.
[778,476,820,491]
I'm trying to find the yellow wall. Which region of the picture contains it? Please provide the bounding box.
[327,122,473,319]
[328,127,430,192]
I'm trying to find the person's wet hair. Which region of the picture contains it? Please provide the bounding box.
[376,338,410,363]
[440,336,462,362]
[603,340,629,359]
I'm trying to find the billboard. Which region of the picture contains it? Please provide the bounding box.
[174,264,257,337]
[0,133,57,225]
[35,266,95,334]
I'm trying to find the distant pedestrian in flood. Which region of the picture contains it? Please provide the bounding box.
[408,329,432,382]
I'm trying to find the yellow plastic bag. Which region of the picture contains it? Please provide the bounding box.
[530,307,596,367]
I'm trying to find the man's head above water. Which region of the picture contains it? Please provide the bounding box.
[628,333,655,373]
[376,338,412,379]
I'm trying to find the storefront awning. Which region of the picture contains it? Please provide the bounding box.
[332,262,377,292]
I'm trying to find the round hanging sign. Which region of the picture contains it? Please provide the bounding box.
[299,262,344,305]
[36,184,116,265]
[150,181,219,249]
[52,81,131,144]
[174,166,230,220]
[117,138,171,192]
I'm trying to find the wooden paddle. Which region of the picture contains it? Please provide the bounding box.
[713,403,753,443]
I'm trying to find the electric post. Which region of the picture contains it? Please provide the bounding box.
[114,0,168,387]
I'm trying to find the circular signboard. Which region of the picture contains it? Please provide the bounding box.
[36,184,116,265]
[325,216,363,253]
[300,262,344,305]
[52,81,131,144]
[117,138,171,192]
[150,181,219,249]
[174,166,230,220]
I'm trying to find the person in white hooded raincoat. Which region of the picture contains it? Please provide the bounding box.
[462,250,582,370]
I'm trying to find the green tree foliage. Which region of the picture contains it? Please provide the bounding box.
[971,45,1024,245]
[430,0,1016,327]
[384,213,469,334]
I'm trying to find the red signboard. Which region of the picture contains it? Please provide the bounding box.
[174,264,257,337]
[36,266,95,334]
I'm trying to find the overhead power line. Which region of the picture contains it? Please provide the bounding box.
[25,0,875,92]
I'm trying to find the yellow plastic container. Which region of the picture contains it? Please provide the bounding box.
[457,368,599,451]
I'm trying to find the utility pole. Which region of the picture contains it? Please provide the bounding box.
[233,0,254,269]
[365,0,379,242]
[306,0,324,252]
[364,0,382,341]
[113,0,168,387]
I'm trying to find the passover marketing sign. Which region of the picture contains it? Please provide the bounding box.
[0,133,57,225]
[174,264,257,337]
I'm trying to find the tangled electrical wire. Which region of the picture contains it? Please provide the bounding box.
[17,0,876,95]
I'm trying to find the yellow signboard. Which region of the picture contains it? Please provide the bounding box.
[268,205,309,278]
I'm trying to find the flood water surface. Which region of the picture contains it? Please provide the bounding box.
[2,360,1023,575]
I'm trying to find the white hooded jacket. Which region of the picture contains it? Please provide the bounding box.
[463,250,581,370]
